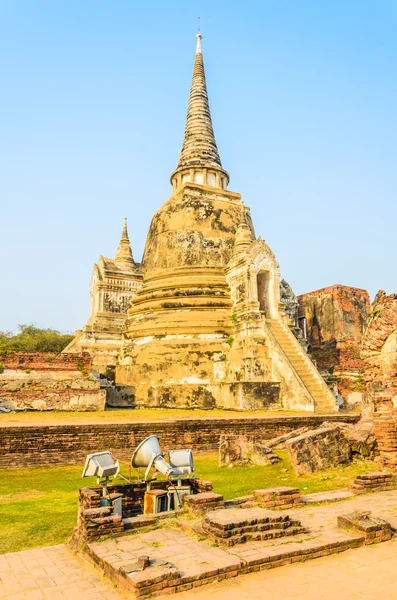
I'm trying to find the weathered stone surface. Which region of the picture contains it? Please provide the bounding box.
[298,285,370,348]
[321,418,378,459]
[286,425,351,475]
[219,434,279,466]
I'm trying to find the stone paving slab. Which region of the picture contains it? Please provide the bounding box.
[0,544,125,600]
[302,489,355,504]
[158,536,397,599]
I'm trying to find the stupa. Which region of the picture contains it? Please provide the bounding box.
[64,218,143,376]
[115,34,337,413]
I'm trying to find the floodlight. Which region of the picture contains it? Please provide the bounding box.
[131,435,179,481]
[82,451,120,496]
[169,449,194,475]
[131,436,162,468]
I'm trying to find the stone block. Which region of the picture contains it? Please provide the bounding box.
[286,425,351,475]
[183,492,224,515]
[219,434,279,467]
[338,511,391,545]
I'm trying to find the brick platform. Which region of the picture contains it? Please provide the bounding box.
[201,507,307,546]
[252,486,303,509]
[338,511,391,545]
[350,472,394,494]
[183,492,224,516]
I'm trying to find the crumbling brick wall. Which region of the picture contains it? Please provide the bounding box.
[372,380,397,471]
[298,285,370,347]
[0,352,104,411]
[298,285,370,404]
[0,352,92,371]
[0,414,359,468]
[361,291,397,381]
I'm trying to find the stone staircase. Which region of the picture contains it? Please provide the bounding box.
[201,507,307,547]
[266,319,337,414]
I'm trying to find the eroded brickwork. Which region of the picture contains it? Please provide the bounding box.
[0,352,92,371]
[0,352,105,412]
[0,414,359,468]
[298,285,370,405]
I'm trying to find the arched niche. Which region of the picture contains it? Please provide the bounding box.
[257,270,270,314]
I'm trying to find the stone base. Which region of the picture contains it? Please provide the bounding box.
[338,511,391,544]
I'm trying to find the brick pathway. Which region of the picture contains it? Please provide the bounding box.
[3,490,397,599]
[162,537,397,599]
[0,545,123,600]
[2,539,397,599]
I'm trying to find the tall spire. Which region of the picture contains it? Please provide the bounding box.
[115,217,135,268]
[170,34,229,191]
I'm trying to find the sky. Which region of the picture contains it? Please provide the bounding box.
[0,0,396,333]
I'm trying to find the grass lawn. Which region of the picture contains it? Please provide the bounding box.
[0,407,353,426]
[0,451,378,555]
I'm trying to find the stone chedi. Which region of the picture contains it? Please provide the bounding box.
[115,34,337,413]
[64,218,142,376]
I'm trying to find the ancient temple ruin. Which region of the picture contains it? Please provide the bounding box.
[107,34,336,413]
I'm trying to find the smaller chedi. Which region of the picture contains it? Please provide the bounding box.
[64,218,142,377]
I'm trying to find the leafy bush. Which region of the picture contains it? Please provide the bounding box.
[0,325,74,353]
[0,363,4,374]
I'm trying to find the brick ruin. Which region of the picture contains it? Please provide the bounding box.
[0,352,106,412]
[362,292,397,471]
[298,284,370,407]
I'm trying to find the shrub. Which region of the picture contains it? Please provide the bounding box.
[0,325,74,353]
[0,363,4,374]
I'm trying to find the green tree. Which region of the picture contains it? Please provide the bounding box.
[0,325,74,353]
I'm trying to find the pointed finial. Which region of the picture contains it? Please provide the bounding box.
[115,216,135,267]
[121,216,128,240]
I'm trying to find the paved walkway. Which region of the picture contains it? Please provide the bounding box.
[0,545,122,600]
[2,489,397,600]
[2,538,397,599]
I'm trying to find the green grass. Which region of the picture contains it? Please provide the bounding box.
[0,451,377,555]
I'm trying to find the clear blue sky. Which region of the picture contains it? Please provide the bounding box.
[1,1,396,333]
